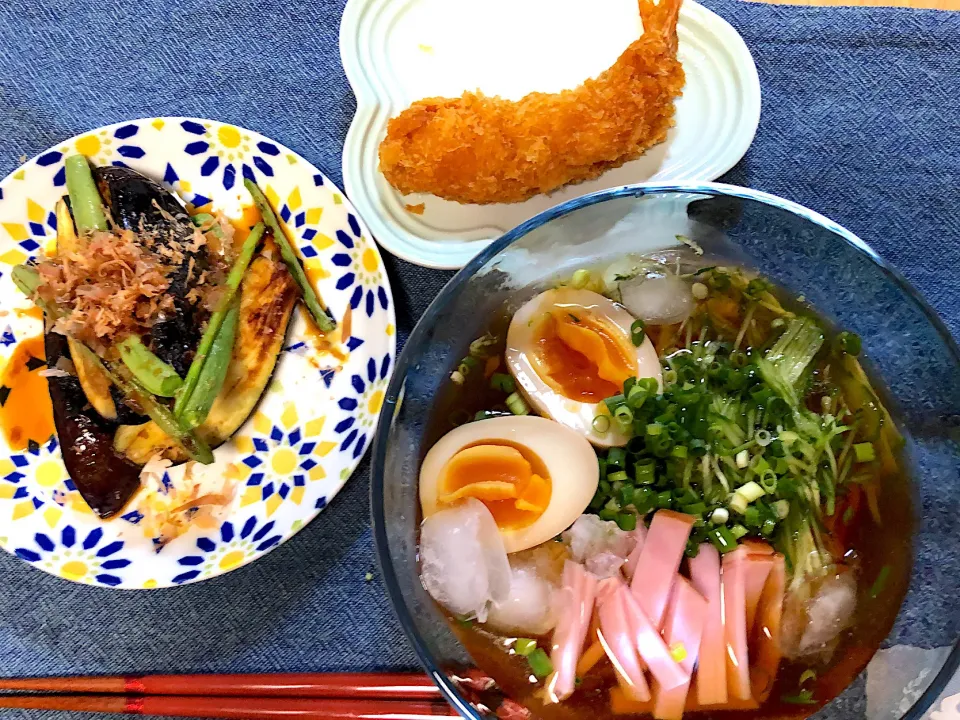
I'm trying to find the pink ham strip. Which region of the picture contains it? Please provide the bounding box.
[622,522,648,582]
[547,561,598,703]
[630,510,695,627]
[744,555,774,633]
[750,553,786,703]
[597,578,651,702]
[721,546,751,700]
[652,577,708,720]
[621,584,689,692]
[687,544,727,706]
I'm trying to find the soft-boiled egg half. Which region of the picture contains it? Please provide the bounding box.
[505,288,662,447]
[420,416,599,553]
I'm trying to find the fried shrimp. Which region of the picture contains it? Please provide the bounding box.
[378,0,685,205]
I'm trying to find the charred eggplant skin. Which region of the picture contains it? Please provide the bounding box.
[93,166,204,377]
[44,333,141,518]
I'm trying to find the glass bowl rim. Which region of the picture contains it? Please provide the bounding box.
[369,181,960,720]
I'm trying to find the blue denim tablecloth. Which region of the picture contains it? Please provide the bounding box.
[0,0,958,718]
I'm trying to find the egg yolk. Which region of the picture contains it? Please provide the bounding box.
[532,309,637,401]
[437,443,552,530]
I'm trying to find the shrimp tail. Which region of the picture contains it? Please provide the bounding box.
[639,0,682,53]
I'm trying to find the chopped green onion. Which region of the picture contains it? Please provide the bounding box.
[598,507,618,522]
[709,525,737,553]
[592,415,611,434]
[834,331,862,356]
[869,565,892,598]
[527,648,554,679]
[627,384,648,408]
[729,481,766,514]
[761,519,776,536]
[656,490,672,509]
[633,488,656,514]
[490,372,516,393]
[614,405,634,426]
[646,423,663,437]
[710,508,729,525]
[759,470,778,493]
[755,429,773,446]
[630,319,646,346]
[617,513,637,531]
[671,445,688,459]
[571,269,591,289]
[799,670,817,686]
[745,278,770,298]
[744,506,761,528]
[634,460,656,485]
[681,502,706,516]
[604,394,626,413]
[854,442,876,462]
[607,448,626,468]
[505,392,529,416]
[607,470,629,483]
[781,689,816,705]
[636,377,659,395]
[774,499,791,519]
[730,524,749,539]
[515,638,537,656]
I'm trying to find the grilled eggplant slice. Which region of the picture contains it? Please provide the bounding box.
[45,332,142,518]
[93,166,204,377]
[114,254,298,464]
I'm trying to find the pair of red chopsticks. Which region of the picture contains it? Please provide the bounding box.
[0,672,459,719]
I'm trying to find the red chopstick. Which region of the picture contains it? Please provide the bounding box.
[0,672,442,700]
[0,695,459,719]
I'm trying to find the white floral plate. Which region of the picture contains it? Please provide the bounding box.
[341,0,761,269]
[0,118,396,589]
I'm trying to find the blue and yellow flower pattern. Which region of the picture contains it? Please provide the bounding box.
[0,118,395,589]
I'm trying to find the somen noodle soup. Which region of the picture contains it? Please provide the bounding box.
[416,249,911,720]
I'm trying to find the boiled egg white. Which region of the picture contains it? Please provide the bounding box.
[504,288,661,447]
[420,416,598,553]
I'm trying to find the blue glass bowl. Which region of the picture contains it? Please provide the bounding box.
[370,184,960,720]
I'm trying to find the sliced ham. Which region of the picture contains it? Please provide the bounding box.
[622,585,689,691]
[609,687,760,715]
[750,553,786,703]
[721,546,751,700]
[622,523,648,582]
[547,561,598,703]
[630,510,695,627]
[688,544,727,706]
[597,578,651,702]
[652,577,708,720]
[744,556,774,634]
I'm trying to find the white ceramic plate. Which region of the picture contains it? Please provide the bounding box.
[341,0,761,269]
[0,118,396,588]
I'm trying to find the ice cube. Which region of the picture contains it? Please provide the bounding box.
[620,275,694,326]
[419,499,511,621]
[798,572,857,655]
[487,558,559,636]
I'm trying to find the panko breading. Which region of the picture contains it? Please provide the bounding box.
[378,0,685,205]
